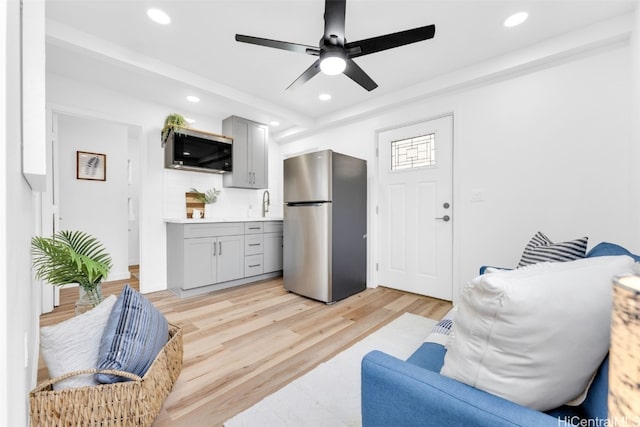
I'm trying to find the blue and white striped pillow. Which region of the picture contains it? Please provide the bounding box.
[424,307,457,346]
[96,285,169,383]
[518,231,588,267]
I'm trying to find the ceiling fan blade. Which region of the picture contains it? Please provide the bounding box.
[343,58,378,92]
[286,59,322,91]
[345,24,435,58]
[323,0,346,44]
[236,34,320,55]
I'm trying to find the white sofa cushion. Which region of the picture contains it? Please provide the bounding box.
[40,295,117,390]
[440,255,634,411]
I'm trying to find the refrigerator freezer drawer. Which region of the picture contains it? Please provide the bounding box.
[283,203,331,302]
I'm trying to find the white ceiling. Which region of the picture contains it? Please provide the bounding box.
[45,0,637,139]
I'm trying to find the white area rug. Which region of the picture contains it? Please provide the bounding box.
[224,313,436,427]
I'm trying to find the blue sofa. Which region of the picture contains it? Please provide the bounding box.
[362,344,608,426]
[361,242,639,427]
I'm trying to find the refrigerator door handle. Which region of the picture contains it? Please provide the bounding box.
[286,202,327,207]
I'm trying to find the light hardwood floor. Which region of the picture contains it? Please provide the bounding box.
[38,271,451,426]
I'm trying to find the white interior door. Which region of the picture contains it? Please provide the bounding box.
[377,115,453,300]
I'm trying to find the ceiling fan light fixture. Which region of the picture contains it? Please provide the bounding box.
[320,51,346,76]
[235,0,436,91]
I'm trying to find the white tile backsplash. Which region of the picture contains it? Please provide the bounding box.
[162,168,282,219]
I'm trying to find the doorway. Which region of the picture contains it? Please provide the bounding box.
[41,111,141,312]
[377,115,453,300]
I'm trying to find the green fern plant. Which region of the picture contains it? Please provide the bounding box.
[161,113,187,143]
[31,230,112,304]
[190,187,221,204]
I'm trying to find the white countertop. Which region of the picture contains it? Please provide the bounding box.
[165,217,283,224]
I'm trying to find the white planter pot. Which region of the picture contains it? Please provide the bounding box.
[204,203,216,218]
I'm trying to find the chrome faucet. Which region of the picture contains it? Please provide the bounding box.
[262,190,270,217]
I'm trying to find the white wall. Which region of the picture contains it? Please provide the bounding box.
[57,114,130,281]
[0,0,7,419]
[631,2,640,245]
[2,0,42,425]
[162,153,283,220]
[280,44,636,299]
[47,73,284,293]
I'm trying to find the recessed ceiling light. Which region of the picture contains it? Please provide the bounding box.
[269,121,280,126]
[186,95,200,103]
[319,93,332,101]
[147,9,171,25]
[504,11,528,28]
[185,118,196,124]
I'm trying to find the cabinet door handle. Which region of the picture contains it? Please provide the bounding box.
[249,264,261,268]
[248,243,261,247]
[219,241,222,256]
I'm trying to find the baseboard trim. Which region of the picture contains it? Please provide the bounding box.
[170,271,283,298]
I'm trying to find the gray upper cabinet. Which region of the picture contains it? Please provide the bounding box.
[223,116,268,189]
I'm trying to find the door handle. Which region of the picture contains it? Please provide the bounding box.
[219,241,222,255]
[435,215,451,222]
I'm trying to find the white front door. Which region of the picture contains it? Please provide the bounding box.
[377,115,453,300]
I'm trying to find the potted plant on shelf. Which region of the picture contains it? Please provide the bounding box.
[190,187,221,218]
[31,230,112,314]
[161,113,188,145]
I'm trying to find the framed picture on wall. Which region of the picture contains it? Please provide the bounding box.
[76,151,106,181]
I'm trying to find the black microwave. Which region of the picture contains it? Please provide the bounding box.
[164,128,232,174]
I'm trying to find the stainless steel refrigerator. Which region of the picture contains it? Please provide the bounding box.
[283,150,367,303]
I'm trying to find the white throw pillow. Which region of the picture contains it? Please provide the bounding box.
[40,295,117,390]
[440,256,634,411]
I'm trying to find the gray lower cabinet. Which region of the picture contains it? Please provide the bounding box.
[167,220,283,295]
[167,222,244,291]
[216,235,245,283]
[180,234,244,290]
[183,237,216,289]
[244,221,264,276]
[263,221,283,273]
[263,232,283,273]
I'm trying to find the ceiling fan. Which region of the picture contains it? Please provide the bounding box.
[235,0,436,92]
